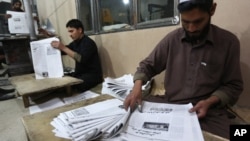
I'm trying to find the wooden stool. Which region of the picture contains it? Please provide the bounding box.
[9,73,83,108]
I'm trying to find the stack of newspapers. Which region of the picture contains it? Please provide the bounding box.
[102,74,153,100]
[51,99,130,141]
[51,98,204,141]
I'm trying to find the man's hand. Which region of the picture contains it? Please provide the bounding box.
[189,96,220,118]
[5,14,11,19]
[51,41,76,59]
[189,100,210,118]
[124,80,143,112]
[39,28,53,37]
[51,41,65,50]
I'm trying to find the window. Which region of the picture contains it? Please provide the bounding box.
[76,0,179,35]
[0,1,11,35]
[76,0,95,34]
[97,0,133,33]
[136,0,179,29]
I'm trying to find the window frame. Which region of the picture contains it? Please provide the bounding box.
[135,0,180,29]
[75,0,97,35]
[96,0,135,34]
[76,0,179,35]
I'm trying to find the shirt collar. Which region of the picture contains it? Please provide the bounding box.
[74,34,85,44]
[180,25,214,45]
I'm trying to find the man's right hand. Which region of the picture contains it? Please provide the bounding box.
[51,41,65,50]
[5,14,11,19]
[124,80,143,111]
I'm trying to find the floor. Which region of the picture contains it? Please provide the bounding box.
[0,81,103,141]
[0,88,68,141]
[0,97,29,141]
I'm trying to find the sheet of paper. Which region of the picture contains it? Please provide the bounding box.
[7,11,38,34]
[29,91,99,114]
[124,101,204,141]
[51,98,203,141]
[102,74,152,101]
[61,99,123,119]
[51,98,130,140]
[29,97,65,114]
[63,91,99,105]
[30,37,64,79]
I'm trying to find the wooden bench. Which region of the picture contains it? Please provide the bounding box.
[9,73,83,108]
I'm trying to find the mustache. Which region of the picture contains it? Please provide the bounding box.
[186,30,201,35]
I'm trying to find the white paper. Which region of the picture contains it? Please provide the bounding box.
[102,74,152,101]
[51,99,204,141]
[30,37,64,79]
[29,91,98,114]
[63,91,99,105]
[29,97,65,114]
[51,98,130,140]
[7,11,38,34]
[124,101,204,141]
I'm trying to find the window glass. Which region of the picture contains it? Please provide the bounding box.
[98,0,133,32]
[137,0,179,28]
[0,2,11,35]
[76,0,93,32]
[76,0,179,35]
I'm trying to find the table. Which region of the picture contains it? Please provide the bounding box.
[10,73,83,107]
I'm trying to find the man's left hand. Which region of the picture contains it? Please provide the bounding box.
[189,95,220,118]
[189,100,210,118]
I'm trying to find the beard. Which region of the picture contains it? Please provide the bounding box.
[14,8,23,12]
[184,19,211,43]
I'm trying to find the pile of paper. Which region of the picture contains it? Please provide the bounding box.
[51,99,130,141]
[102,74,153,101]
[103,101,204,141]
[51,98,204,141]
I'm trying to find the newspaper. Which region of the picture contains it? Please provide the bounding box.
[51,99,204,141]
[7,11,38,34]
[51,98,130,141]
[122,101,204,141]
[30,37,64,79]
[102,74,152,101]
[29,91,99,114]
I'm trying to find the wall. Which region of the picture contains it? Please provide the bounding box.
[36,0,250,107]
[211,0,250,107]
[36,0,76,44]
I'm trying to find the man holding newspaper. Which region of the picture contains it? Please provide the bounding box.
[124,0,243,139]
[51,19,103,92]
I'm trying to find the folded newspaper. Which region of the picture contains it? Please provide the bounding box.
[51,99,130,141]
[51,98,204,141]
[101,74,153,100]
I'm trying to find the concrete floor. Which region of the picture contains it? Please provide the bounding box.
[0,84,101,141]
[0,90,66,141]
[0,97,29,141]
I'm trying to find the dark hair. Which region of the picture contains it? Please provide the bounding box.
[178,0,213,13]
[66,19,84,31]
[12,0,21,5]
